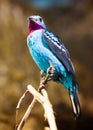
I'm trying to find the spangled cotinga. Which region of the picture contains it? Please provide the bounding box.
[27,15,80,118]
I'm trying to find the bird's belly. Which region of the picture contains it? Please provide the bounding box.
[30,44,66,77]
[30,46,51,72]
[32,50,49,72]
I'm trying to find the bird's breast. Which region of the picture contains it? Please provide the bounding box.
[27,30,50,72]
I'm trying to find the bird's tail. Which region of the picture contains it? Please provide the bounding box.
[69,89,80,119]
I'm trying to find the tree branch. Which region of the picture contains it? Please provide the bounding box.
[16,66,58,130]
[28,85,58,130]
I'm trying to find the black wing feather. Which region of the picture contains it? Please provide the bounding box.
[42,29,76,80]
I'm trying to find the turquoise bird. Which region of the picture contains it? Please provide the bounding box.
[27,15,80,118]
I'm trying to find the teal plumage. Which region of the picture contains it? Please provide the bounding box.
[27,15,80,118]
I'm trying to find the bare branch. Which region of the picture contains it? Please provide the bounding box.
[17,97,36,130]
[28,85,58,130]
[16,66,58,130]
[16,90,29,129]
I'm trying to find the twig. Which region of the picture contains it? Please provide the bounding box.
[17,97,36,130]
[16,66,58,130]
[16,90,29,129]
[28,85,58,130]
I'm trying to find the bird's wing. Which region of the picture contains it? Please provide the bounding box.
[42,29,76,79]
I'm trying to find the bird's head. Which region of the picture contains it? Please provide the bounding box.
[27,15,46,34]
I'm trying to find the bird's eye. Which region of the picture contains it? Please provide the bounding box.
[39,18,42,22]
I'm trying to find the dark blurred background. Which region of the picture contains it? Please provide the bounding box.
[0,0,93,130]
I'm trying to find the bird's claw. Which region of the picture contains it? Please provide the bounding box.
[47,66,56,77]
[39,61,56,92]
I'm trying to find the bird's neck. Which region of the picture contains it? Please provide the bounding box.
[28,21,43,34]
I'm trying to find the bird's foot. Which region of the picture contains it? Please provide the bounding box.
[47,61,56,80]
[39,62,56,92]
[47,66,55,77]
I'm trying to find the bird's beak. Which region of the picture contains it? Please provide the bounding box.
[27,17,36,27]
[27,17,36,23]
[27,17,31,22]
[27,17,30,27]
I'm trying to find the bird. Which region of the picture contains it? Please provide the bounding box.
[27,15,80,118]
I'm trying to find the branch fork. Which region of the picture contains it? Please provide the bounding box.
[15,66,58,130]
